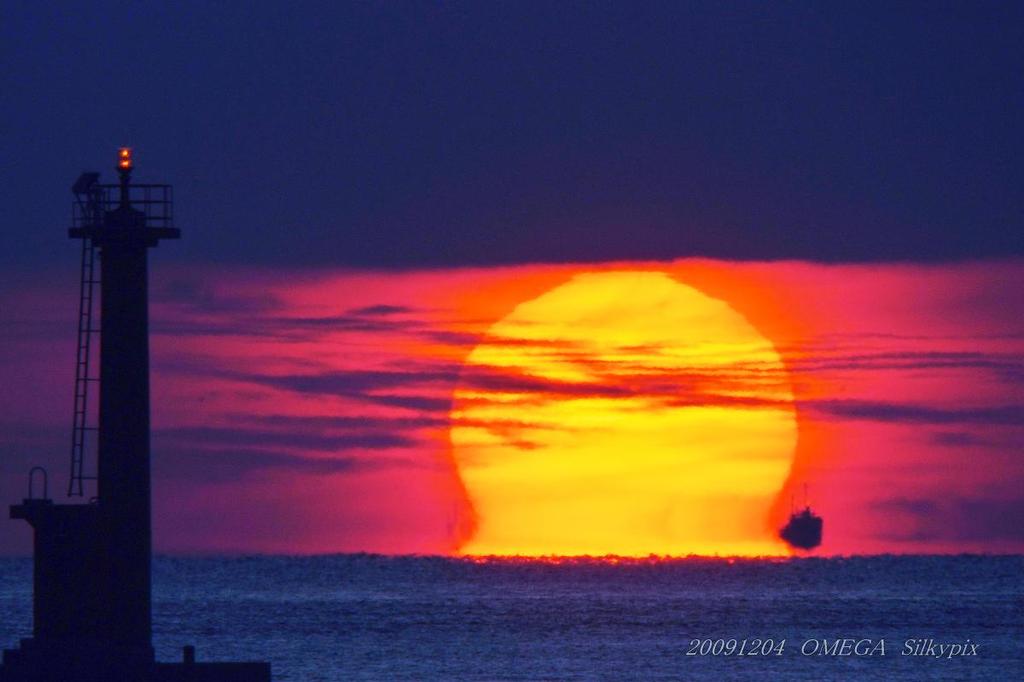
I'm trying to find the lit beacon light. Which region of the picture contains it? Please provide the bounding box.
[118,147,133,170]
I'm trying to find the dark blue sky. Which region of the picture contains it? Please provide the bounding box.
[2,1,1022,268]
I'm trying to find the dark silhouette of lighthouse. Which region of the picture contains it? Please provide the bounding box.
[1,150,270,681]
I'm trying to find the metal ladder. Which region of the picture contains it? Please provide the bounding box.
[68,235,99,497]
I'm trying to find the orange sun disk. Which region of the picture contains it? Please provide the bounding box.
[450,271,797,557]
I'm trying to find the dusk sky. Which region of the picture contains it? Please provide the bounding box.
[1,2,1023,556]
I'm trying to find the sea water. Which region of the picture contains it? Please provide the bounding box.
[1,555,1021,680]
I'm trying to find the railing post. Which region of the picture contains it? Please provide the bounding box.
[28,466,48,500]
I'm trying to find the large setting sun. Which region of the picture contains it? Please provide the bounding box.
[450,271,798,556]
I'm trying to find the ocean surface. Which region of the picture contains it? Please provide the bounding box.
[1,555,1021,680]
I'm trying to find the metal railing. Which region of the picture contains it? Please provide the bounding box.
[72,183,174,230]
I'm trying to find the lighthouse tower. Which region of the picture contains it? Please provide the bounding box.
[0,150,269,681]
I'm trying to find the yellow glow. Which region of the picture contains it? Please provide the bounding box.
[451,271,796,556]
[118,147,132,169]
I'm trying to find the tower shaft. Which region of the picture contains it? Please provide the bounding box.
[96,207,156,646]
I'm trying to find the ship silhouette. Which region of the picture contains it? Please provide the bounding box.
[779,484,823,551]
